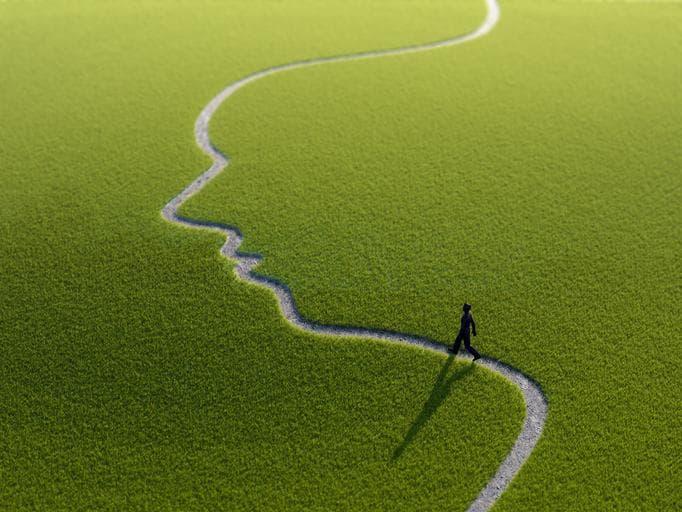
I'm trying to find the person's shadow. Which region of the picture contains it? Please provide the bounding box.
[392,355,474,460]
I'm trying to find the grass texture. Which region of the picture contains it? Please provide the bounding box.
[183,0,682,510]
[0,1,528,511]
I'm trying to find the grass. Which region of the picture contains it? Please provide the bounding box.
[182,0,682,510]
[0,1,528,510]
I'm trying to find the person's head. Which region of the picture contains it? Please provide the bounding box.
[463,303,472,312]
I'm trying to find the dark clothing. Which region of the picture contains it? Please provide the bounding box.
[459,312,476,337]
[452,311,480,358]
[452,331,481,359]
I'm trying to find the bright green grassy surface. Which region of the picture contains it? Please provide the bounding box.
[184,0,682,510]
[1,1,527,510]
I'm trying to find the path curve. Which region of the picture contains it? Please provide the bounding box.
[162,1,547,510]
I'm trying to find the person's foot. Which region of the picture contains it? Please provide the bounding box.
[473,354,481,361]
[447,346,457,354]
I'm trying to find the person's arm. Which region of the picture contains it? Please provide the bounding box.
[471,315,477,336]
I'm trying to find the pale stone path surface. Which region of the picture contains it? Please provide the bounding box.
[162,1,548,509]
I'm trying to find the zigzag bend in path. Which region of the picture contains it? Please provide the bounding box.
[161,1,547,510]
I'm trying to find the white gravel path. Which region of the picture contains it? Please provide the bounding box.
[162,1,548,509]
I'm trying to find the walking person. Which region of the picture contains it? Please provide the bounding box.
[448,303,481,360]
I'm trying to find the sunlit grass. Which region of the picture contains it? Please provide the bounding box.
[184,1,682,510]
[0,1,530,510]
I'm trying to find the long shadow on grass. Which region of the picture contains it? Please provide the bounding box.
[393,356,474,460]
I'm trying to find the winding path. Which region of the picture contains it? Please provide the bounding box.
[162,1,547,510]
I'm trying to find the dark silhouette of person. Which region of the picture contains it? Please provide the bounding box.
[448,303,481,360]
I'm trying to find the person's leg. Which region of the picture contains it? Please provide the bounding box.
[450,332,463,353]
[464,335,481,360]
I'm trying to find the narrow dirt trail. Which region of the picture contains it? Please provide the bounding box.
[162,1,547,509]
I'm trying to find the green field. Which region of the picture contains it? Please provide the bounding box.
[2,0,680,511]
